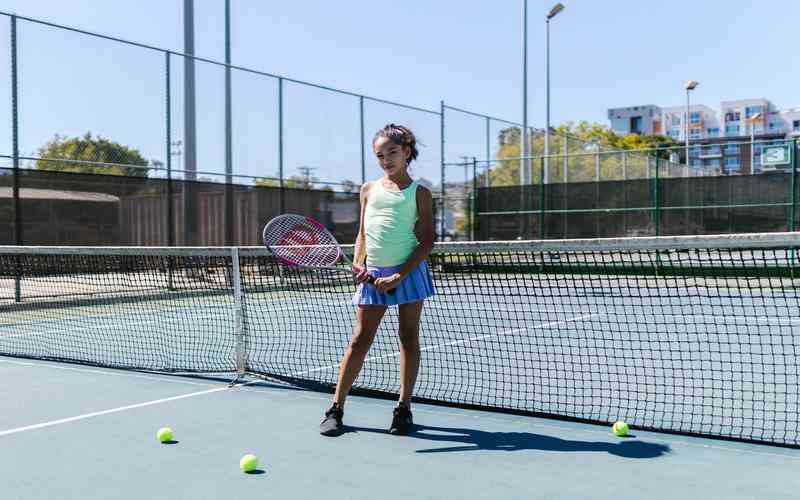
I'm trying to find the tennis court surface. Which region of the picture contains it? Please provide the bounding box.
[2,233,800,498]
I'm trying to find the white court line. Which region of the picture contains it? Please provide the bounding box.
[0,359,212,387]
[0,386,229,437]
[0,376,265,438]
[291,312,603,376]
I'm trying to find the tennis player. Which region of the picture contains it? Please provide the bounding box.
[320,124,436,436]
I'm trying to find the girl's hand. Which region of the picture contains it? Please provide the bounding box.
[373,273,403,293]
[351,265,371,284]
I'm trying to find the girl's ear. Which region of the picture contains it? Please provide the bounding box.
[403,145,411,163]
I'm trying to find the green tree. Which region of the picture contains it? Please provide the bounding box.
[36,133,150,177]
[487,122,677,186]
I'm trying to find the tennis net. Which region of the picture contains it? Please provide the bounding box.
[1,232,799,447]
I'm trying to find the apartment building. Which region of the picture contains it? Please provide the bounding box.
[608,99,797,175]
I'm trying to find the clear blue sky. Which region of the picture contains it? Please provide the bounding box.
[1,0,798,186]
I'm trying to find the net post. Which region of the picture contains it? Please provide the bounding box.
[231,247,247,380]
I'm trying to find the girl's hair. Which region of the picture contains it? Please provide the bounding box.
[373,124,419,165]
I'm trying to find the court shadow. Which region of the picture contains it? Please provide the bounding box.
[349,424,670,459]
[245,469,267,475]
[161,440,179,445]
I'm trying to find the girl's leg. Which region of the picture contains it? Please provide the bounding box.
[397,300,424,407]
[332,304,387,407]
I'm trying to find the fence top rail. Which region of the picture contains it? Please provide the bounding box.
[0,10,439,116]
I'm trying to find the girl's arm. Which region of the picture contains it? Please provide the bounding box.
[397,186,435,278]
[352,182,372,269]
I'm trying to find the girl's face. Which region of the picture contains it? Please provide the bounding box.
[373,136,409,176]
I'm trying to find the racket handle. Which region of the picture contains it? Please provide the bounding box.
[363,274,397,296]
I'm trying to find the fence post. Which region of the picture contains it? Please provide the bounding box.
[360,96,366,185]
[165,51,175,248]
[654,152,661,236]
[439,101,445,241]
[278,77,285,213]
[791,138,797,232]
[224,0,234,246]
[11,15,21,302]
[539,157,545,239]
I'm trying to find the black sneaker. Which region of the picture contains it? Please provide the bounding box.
[320,403,344,436]
[389,402,414,435]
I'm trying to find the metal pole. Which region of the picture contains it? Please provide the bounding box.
[654,153,661,236]
[360,95,366,185]
[472,157,477,241]
[165,52,174,248]
[539,157,545,239]
[562,134,568,182]
[544,17,550,185]
[183,0,197,245]
[622,150,627,180]
[278,77,285,213]
[224,0,234,246]
[11,15,20,247]
[521,0,529,186]
[11,15,21,302]
[750,121,755,175]
[485,116,491,186]
[791,138,797,232]
[684,89,690,170]
[440,100,446,241]
[595,148,600,181]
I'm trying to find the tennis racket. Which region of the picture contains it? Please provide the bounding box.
[262,214,396,295]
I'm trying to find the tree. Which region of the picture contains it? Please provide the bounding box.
[486,122,677,186]
[341,179,359,193]
[36,133,150,177]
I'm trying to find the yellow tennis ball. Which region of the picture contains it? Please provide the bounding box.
[612,421,629,437]
[240,454,259,473]
[157,427,174,443]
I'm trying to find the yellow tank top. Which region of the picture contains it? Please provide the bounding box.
[364,180,419,267]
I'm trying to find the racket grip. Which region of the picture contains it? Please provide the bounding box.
[363,274,397,295]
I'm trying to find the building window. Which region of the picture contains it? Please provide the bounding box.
[745,106,764,119]
[703,145,721,155]
[725,112,741,122]
[707,128,720,137]
[630,116,643,134]
[690,129,702,139]
[725,157,740,169]
[708,159,721,167]
[689,111,702,124]
[793,120,800,132]
[725,144,741,155]
[671,115,681,126]
[691,159,702,167]
[725,124,741,136]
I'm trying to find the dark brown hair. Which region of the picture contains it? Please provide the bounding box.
[373,124,419,165]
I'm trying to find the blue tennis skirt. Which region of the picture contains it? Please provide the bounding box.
[352,260,436,306]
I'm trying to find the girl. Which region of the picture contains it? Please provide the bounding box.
[320,124,435,436]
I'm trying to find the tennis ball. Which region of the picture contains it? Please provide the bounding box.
[239,454,259,473]
[612,421,629,437]
[156,427,174,443]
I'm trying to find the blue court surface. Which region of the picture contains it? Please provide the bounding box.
[2,355,799,500]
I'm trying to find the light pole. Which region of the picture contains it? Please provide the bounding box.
[749,112,763,174]
[521,0,529,186]
[684,80,699,171]
[544,3,564,185]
